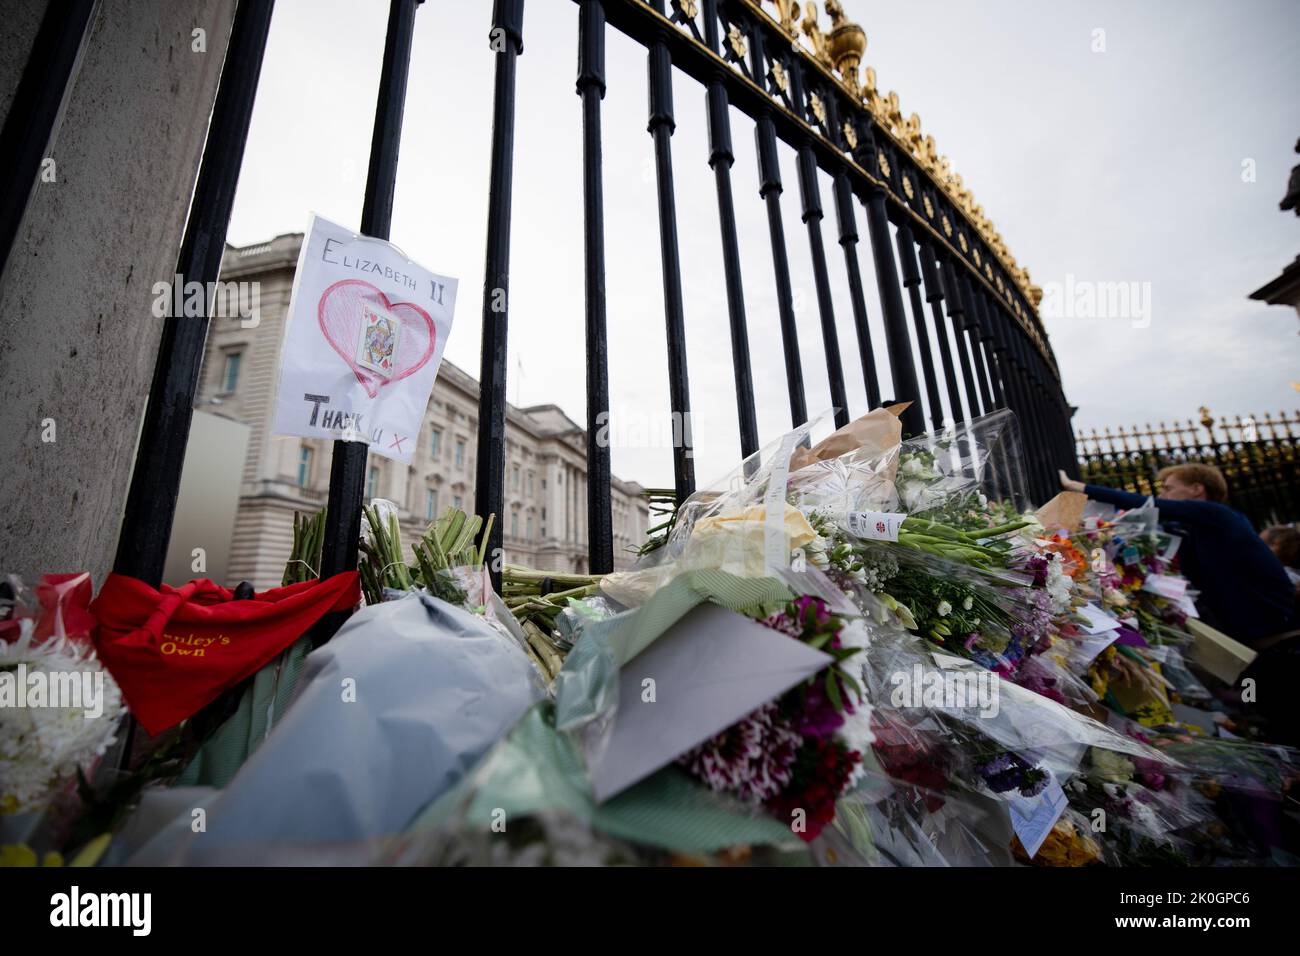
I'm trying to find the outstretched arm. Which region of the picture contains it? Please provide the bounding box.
[1057,470,1219,524]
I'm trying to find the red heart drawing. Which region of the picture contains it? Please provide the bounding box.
[317,279,437,398]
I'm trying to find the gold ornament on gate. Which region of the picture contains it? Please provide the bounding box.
[771,59,789,94]
[810,91,827,126]
[727,23,747,60]
[824,1,866,95]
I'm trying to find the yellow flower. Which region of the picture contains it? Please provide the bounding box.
[0,844,63,867]
[1020,817,1102,867]
[681,505,817,577]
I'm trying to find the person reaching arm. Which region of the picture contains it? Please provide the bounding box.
[1058,465,1296,646]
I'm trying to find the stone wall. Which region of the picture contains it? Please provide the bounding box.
[0,0,237,585]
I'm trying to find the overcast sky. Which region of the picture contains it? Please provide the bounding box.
[225,0,1300,492]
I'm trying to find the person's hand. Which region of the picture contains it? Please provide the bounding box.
[1059,469,1085,493]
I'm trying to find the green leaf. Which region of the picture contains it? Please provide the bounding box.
[808,631,834,650]
[825,669,843,711]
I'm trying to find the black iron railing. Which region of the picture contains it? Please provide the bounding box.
[469,0,1077,585]
[99,0,1078,629]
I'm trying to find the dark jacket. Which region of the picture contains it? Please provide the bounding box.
[1084,484,1297,646]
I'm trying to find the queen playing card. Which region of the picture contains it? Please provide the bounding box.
[356,301,400,377]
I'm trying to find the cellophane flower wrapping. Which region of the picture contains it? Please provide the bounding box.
[0,574,125,822]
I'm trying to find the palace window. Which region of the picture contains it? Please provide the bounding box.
[426,488,438,521]
[297,445,312,487]
[221,351,242,393]
[430,428,441,459]
[367,466,379,500]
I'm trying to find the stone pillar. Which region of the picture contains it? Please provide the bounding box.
[0,0,238,584]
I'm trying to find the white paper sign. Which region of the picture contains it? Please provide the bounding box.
[844,510,907,541]
[1076,602,1122,635]
[1005,775,1068,859]
[271,213,458,463]
[1072,628,1120,666]
[1142,574,1188,600]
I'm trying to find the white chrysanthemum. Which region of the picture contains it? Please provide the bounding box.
[0,622,124,815]
[1044,553,1074,613]
[837,617,872,654]
[937,600,952,617]
[837,682,876,791]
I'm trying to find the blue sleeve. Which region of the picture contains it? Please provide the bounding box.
[1083,484,1229,527]
[1083,484,1147,511]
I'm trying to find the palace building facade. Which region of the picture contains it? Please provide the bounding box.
[197,232,648,590]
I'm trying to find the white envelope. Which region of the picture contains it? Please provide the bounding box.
[1142,574,1189,600]
[589,602,832,803]
[1077,602,1122,635]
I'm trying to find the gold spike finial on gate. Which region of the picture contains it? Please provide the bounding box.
[768,0,798,35]
[861,65,883,118]
[765,0,1041,316]
[920,134,940,174]
[903,111,924,156]
[794,2,834,68]
[885,90,904,136]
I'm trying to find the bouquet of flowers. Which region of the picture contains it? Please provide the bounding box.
[0,574,124,822]
[677,595,874,841]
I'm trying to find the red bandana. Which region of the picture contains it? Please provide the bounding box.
[90,572,359,735]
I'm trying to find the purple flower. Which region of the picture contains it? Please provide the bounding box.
[790,679,846,738]
[679,701,801,803]
[976,751,1049,797]
[1018,555,1050,587]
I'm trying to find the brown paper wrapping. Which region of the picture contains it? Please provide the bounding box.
[788,402,911,472]
[1035,491,1087,533]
